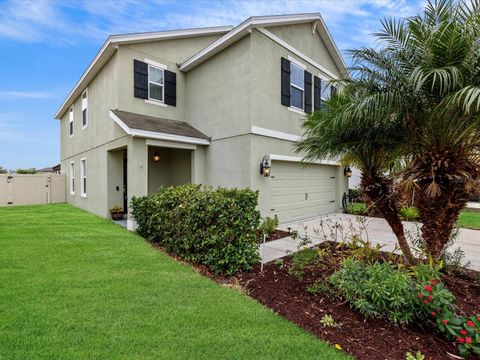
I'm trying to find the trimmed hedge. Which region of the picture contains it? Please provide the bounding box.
[131,184,261,275]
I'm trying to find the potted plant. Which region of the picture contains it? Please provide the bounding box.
[109,205,124,221]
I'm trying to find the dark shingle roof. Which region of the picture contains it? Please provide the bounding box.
[111,109,209,140]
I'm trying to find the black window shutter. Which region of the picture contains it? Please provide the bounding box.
[313,76,322,111]
[133,60,148,99]
[304,71,312,113]
[281,57,291,106]
[164,70,176,106]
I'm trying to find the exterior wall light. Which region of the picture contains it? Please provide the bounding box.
[344,166,352,177]
[153,152,161,163]
[260,155,271,177]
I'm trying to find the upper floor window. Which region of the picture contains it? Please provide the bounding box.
[69,161,75,195]
[148,65,164,102]
[290,63,304,110]
[69,106,74,137]
[80,159,87,197]
[81,89,88,128]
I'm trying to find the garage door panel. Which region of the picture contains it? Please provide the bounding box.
[270,160,337,224]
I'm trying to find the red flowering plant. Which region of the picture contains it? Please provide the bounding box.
[415,263,480,356]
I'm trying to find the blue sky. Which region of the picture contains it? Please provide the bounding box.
[0,0,424,170]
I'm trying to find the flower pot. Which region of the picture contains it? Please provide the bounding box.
[111,212,124,221]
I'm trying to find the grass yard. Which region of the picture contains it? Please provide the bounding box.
[0,204,347,360]
[458,210,480,230]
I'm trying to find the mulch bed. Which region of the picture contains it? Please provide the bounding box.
[230,244,480,360]
[150,240,480,360]
[257,229,291,243]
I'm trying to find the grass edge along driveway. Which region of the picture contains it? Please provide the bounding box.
[0,204,348,360]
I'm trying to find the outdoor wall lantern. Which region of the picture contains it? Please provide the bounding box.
[153,152,161,163]
[260,155,271,177]
[344,166,352,178]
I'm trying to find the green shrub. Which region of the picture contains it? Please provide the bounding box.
[258,215,279,238]
[346,202,370,216]
[399,206,420,221]
[131,184,261,275]
[330,258,417,324]
[289,248,319,279]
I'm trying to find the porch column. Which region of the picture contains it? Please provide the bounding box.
[127,137,148,230]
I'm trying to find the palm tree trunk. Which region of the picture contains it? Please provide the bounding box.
[414,185,468,263]
[361,170,416,264]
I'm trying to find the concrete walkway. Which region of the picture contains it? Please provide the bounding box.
[260,213,480,271]
[467,202,480,211]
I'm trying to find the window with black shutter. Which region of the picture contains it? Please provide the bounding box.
[313,76,322,111]
[164,70,176,106]
[281,57,291,106]
[133,60,148,99]
[304,71,312,113]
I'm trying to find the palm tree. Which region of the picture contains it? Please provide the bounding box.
[298,0,480,263]
[296,92,416,263]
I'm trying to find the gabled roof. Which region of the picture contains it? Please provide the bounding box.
[110,110,210,145]
[179,13,347,74]
[54,26,233,119]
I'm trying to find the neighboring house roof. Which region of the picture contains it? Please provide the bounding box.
[54,26,233,119]
[109,109,210,145]
[180,13,347,74]
[37,164,61,173]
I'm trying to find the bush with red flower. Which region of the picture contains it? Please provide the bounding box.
[415,264,480,356]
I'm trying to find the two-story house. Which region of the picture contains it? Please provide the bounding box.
[55,13,349,230]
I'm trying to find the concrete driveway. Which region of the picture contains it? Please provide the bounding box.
[260,213,480,271]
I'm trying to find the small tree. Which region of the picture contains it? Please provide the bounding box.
[0,166,7,174]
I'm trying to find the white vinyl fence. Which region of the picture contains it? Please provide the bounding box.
[0,174,65,206]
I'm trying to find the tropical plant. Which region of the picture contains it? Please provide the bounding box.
[298,0,480,264]
[399,207,420,222]
[296,84,415,263]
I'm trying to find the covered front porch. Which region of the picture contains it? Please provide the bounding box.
[107,110,209,229]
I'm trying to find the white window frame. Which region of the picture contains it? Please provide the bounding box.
[81,89,88,129]
[69,161,75,195]
[147,64,165,103]
[80,158,87,198]
[289,60,306,112]
[69,106,74,138]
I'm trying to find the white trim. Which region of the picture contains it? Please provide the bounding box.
[69,161,75,195]
[251,126,300,142]
[69,106,74,138]
[80,158,87,198]
[257,27,337,80]
[54,26,232,119]
[287,106,306,116]
[147,64,165,103]
[144,99,167,107]
[109,110,210,145]
[146,139,197,150]
[270,154,340,166]
[180,13,323,72]
[288,55,306,69]
[144,58,167,69]
[130,129,210,145]
[81,88,88,129]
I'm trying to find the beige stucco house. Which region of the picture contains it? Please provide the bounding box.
[55,13,349,230]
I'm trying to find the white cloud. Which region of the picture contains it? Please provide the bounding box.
[0,0,425,46]
[0,91,57,99]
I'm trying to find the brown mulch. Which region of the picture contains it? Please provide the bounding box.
[150,240,480,360]
[230,245,480,360]
[257,229,291,243]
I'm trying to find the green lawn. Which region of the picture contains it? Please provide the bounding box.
[0,204,347,360]
[458,210,480,230]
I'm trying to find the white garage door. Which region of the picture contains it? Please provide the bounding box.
[270,161,337,224]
